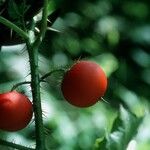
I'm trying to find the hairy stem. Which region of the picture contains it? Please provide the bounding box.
[0,0,48,149]
[26,41,46,150]
[26,0,48,149]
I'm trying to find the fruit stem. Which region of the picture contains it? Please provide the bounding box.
[11,81,31,91]
[11,68,65,91]
[40,68,65,80]
[0,139,34,150]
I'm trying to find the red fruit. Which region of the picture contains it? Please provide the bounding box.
[0,91,33,131]
[61,60,107,107]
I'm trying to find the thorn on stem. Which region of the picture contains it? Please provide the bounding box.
[101,97,110,104]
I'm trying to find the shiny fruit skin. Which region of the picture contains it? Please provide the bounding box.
[0,91,33,131]
[61,61,107,107]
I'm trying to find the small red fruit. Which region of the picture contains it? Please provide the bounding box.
[61,60,107,107]
[0,91,33,131]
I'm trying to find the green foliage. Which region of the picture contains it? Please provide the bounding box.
[0,0,150,149]
[94,106,143,150]
[8,0,29,20]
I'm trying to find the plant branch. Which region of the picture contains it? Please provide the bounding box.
[0,0,48,150]
[26,40,46,150]
[32,0,48,49]
[11,81,31,91]
[0,138,34,150]
[40,68,65,80]
[26,0,48,150]
[0,16,28,40]
[11,68,65,91]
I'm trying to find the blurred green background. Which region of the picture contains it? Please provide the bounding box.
[0,0,150,149]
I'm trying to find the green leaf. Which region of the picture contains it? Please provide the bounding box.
[94,106,143,150]
[8,0,20,19]
[94,136,107,150]
[8,0,29,20]
[106,106,143,150]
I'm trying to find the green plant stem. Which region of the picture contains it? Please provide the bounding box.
[33,0,48,49]
[0,0,48,149]
[11,81,31,91]
[0,138,34,150]
[25,1,48,149]
[26,41,46,150]
[40,68,65,80]
[0,16,28,40]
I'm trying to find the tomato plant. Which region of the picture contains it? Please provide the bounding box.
[61,60,107,107]
[0,91,33,131]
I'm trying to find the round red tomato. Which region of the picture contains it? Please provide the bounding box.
[0,91,33,131]
[61,60,107,107]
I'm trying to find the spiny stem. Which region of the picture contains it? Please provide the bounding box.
[26,0,48,149]
[0,0,48,149]
[26,41,46,150]
[0,16,28,40]
[0,138,34,150]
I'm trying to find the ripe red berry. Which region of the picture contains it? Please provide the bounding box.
[61,60,107,107]
[0,91,33,131]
